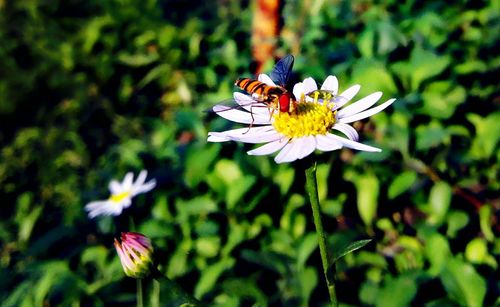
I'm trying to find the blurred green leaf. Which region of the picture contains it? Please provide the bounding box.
[392,47,450,91]
[388,171,417,199]
[375,275,417,307]
[479,205,495,241]
[428,181,452,226]
[194,257,236,298]
[421,81,466,119]
[446,210,469,238]
[352,59,398,95]
[467,112,500,159]
[441,258,486,307]
[352,174,379,226]
[416,121,449,150]
[424,233,451,276]
[117,52,159,67]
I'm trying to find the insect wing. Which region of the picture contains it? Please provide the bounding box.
[211,96,269,115]
[269,55,294,87]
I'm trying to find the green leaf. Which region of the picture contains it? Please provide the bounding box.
[117,52,159,67]
[353,174,380,226]
[194,258,236,297]
[392,47,450,91]
[388,171,417,199]
[428,181,452,226]
[297,234,318,269]
[441,258,486,307]
[421,81,466,119]
[446,210,469,238]
[416,121,449,150]
[479,205,495,241]
[424,233,451,276]
[351,59,398,95]
[465,238,487,264]
[332,239,372,263]
[375,275,418,307]
[468,112,500,159]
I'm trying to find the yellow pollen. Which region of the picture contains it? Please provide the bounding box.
[109,191,131,203]
[272,100,336,138]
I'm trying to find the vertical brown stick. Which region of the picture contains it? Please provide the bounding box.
[252,0,281,74]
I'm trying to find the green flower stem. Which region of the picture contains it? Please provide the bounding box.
[137,279,143,307]
[304,161,338,306]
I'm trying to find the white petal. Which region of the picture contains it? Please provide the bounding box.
[133,180,156,195]
[212,105,271,125]
[274,142,298,163]
[339,98,396,124]
[247,139,288,156]
[120,198,132,209]
[295,136,315,159]
[85,200,112,218]
[338,92,382,118]
[109,180,122,194]
[326,133,381,152]
[207,126,278,144]
[315,134,343,151]
[333,123,359,141]
[339,84,361,101]
[133,170,147,188]
[293,82,305,101]
[321,75,339,95]
[258,74,276,86]
[85,200,108,211]
[207,133,231,142]
[122,172,134,190]
[302,77,318,94]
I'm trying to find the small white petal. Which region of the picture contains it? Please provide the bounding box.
[274,140,303,163]
[120,198,132,209]
[293,82,305,101]
[339,84,361,101]
[297,136,316,159]
[134,170,148,188]
[320,75,339,95]
[339,98,396,124]
[326,133,381,152]
[315,134,343,151]
[207,133,231,142]
[258,74,276,86]
[122,172,134,190]
[333,123,359,141]
[109,180,122,194]
[133,180,156,195]
[302,77,318,94]
[212,105,270,125]
[225,130,282,144]
[338,92,383,118]
[247,139,288,156]
[85,200,108,211]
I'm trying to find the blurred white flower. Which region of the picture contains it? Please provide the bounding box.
[85,170,156,218]
[208,75,396,163]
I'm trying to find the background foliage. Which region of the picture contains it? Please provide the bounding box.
[1,0,499,306]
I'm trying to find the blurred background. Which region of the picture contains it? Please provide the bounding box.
[0,0,498,306]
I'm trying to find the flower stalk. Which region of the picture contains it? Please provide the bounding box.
[304,160,338,306]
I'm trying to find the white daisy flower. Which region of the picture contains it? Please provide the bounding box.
[85,170,156,218]
[208,74,396,163]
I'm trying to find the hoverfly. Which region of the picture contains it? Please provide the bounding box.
[234,54,296,114]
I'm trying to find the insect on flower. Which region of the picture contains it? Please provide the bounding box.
[213,55,296,120]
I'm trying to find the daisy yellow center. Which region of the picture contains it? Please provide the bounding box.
[109,191,131,203]
[272,100,336,138]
